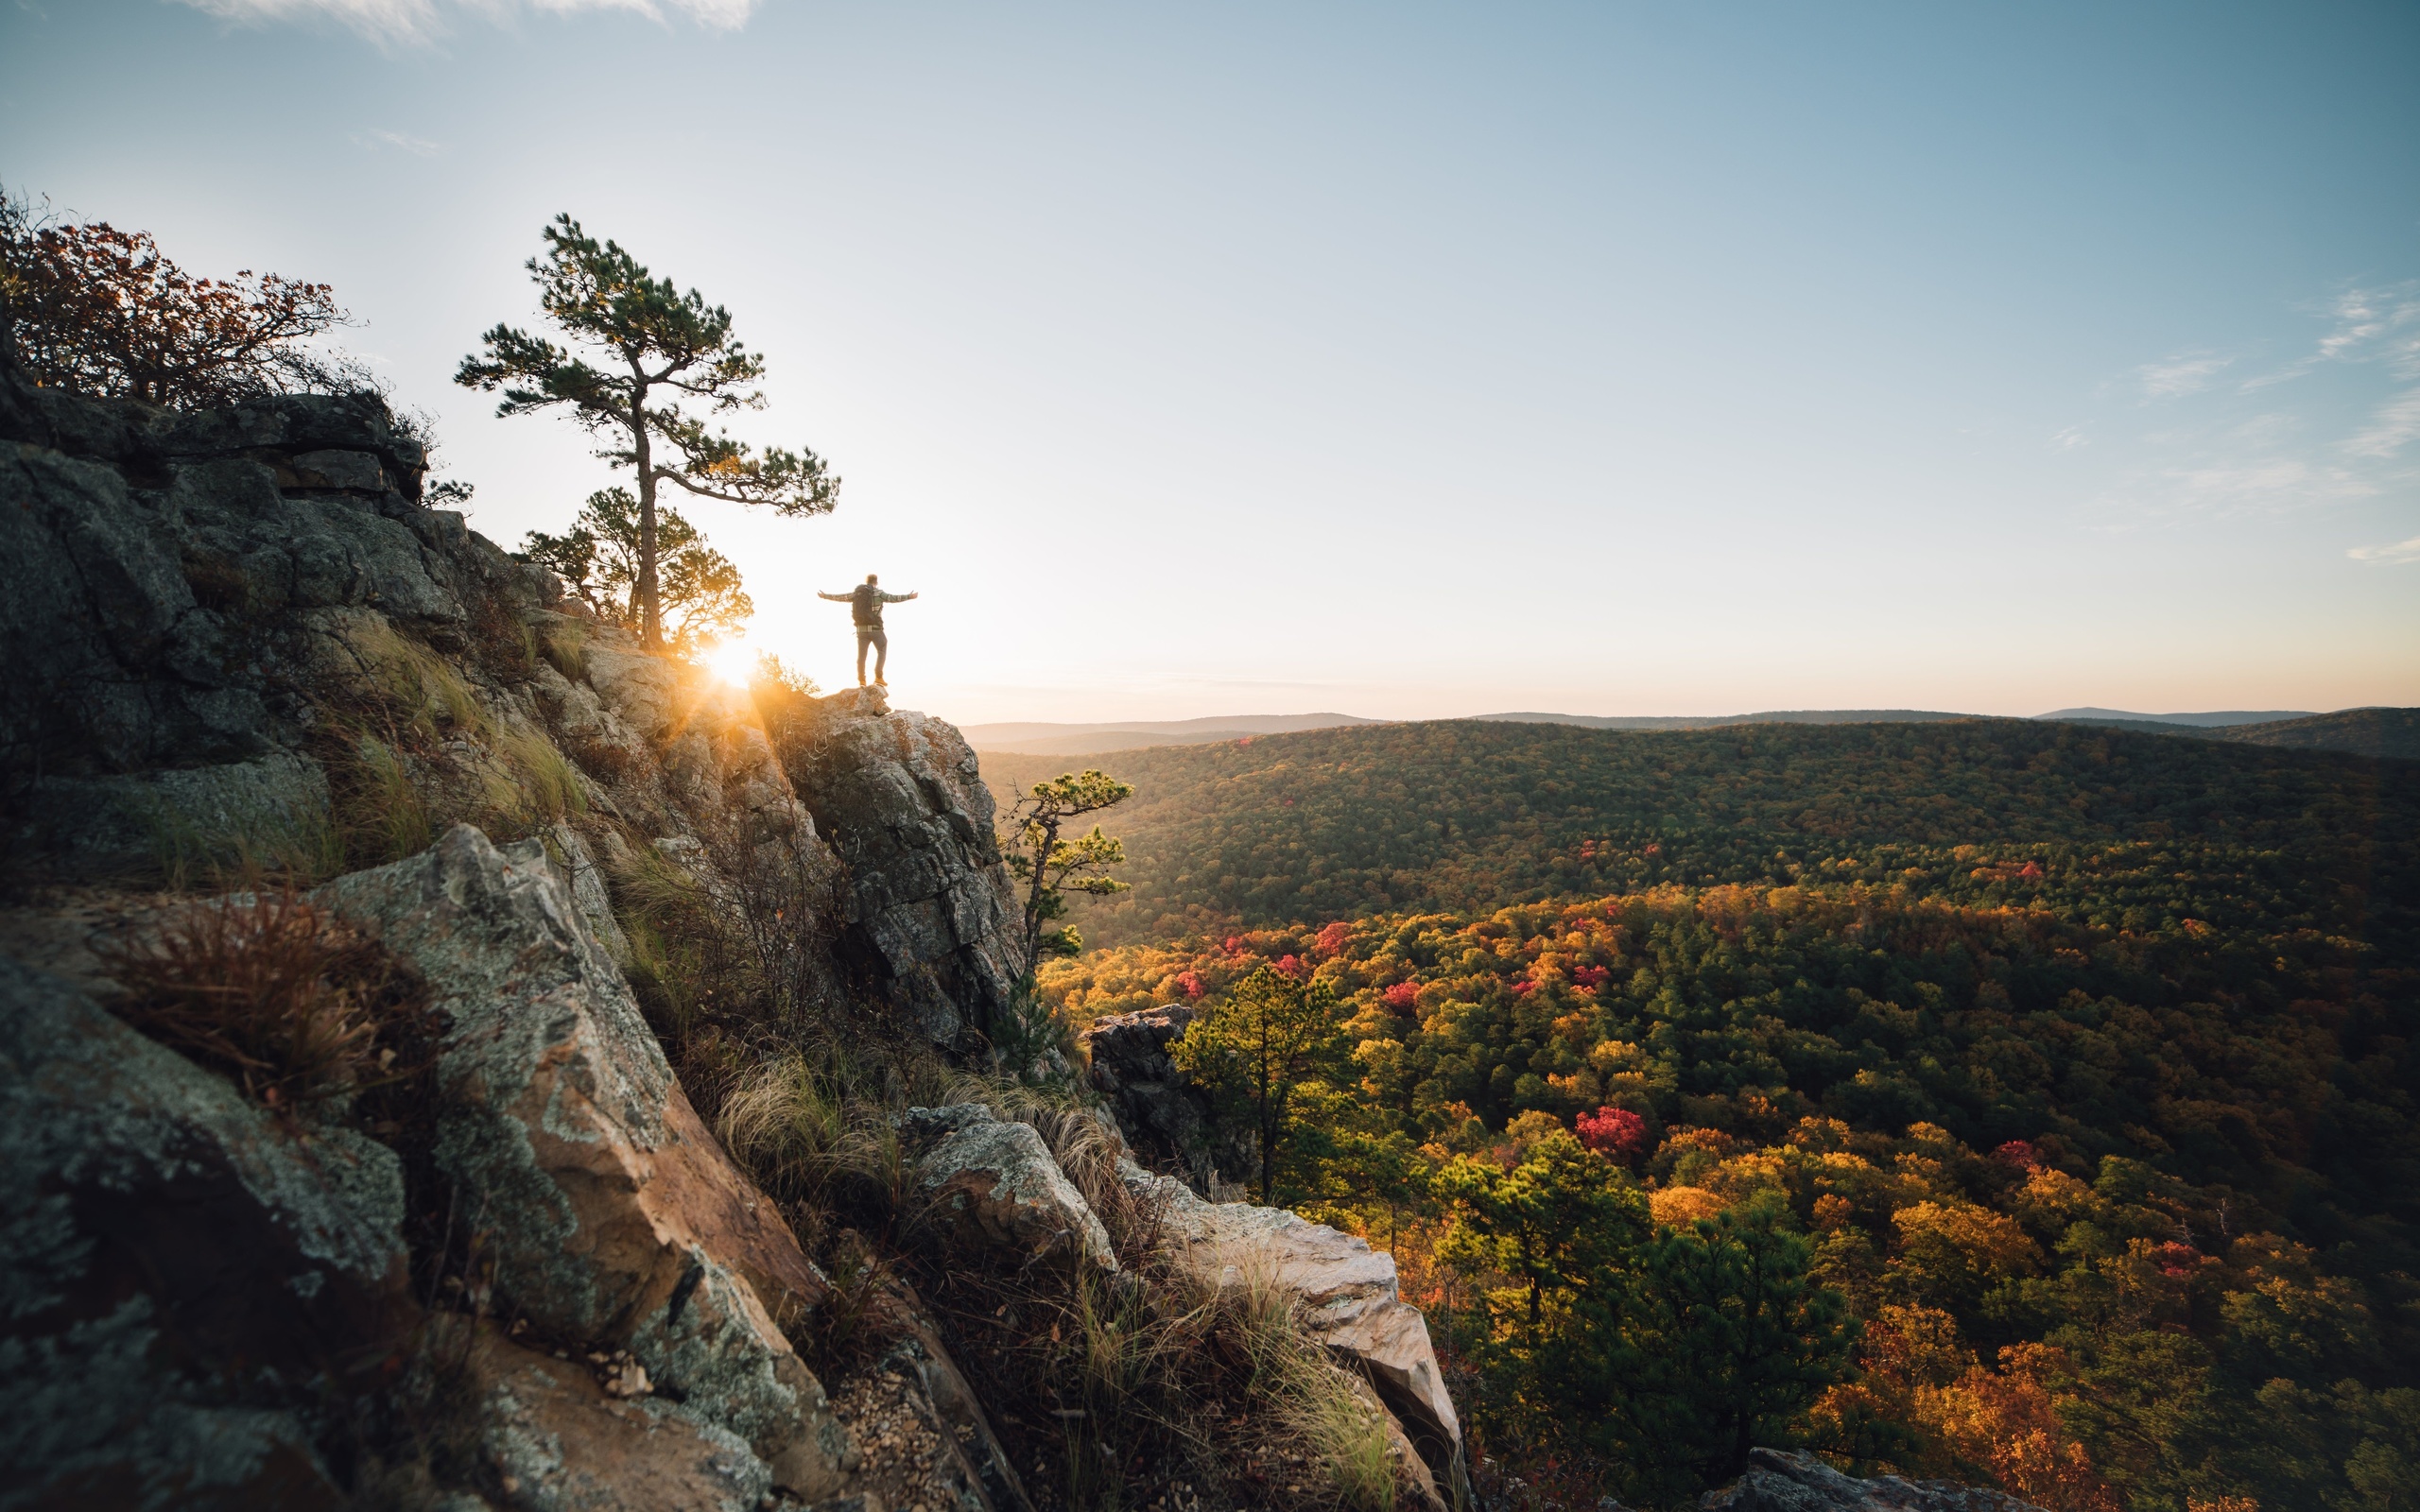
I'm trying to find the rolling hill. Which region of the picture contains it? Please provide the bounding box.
[2213,705,2420,760]
[979,715,2419,950]
[960,712,1385,755]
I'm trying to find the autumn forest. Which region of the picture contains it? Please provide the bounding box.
[1006,718,2420,1511]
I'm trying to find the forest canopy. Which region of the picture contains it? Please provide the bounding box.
[1015,719,2420,1509]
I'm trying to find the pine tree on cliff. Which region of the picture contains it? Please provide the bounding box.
[457,215,838,649]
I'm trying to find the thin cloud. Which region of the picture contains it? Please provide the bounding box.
[2048,426,2088,451]
[2242,284,2420,390]
[2102,456,2378,524]
[2347,534,2420,564]
[2136,353,2231,399]
[170,0,756,46]
[2346,388,2420,459]
[351,128,441,154]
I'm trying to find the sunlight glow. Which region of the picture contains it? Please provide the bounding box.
[703,636,757,687]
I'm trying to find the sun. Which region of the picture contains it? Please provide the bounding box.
[703,637,758,687]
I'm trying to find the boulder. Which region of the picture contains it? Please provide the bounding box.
[1118,1158,1463,1499]
[584,645,682,746]
[904,1105,1116,1269]
[465,1324,775,1512]
[545,822,631,969]
[1079,1004,1252,1187]
[0,957,413,1509]
[0,364,531,838]
[778,688,1025,1053]
[26,750,332,879]
[316,824,854,1500]
[1702,1449,2048,1512]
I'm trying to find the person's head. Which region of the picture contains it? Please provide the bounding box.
[866,573,878,584]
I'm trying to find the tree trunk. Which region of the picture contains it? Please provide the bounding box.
[1021,814,1058,969]
[628,380,661,649]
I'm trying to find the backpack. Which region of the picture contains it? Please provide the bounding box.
[850,583,879,625]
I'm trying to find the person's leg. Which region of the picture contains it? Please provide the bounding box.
[871,626,889,683]
[855,627,872,685]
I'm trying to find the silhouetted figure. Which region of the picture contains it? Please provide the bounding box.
[818,573,918,686]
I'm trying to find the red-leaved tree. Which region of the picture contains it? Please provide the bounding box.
[1578,1105,1651,1162]
[2,190,361,408]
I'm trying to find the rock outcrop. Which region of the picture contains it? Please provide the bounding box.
[0,956,413,1508]
[779,688,1027,1054]
[902,1104,1117,1269]
[0,367,1039,1506]
[1116,1158,1465,1503]
[1701,1449,2048,1511]
[0,362,1487,1512]
[0,379,517,862]
[1080,1003,1252,1188]
[318,823,855,1501]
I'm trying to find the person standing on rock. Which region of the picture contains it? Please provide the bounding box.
[818,573,918,686]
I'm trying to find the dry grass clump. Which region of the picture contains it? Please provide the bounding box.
[345,617,493,744]
[337,735,433,866]
[511,728,589,822]
[717,1048,935,1248]
[100,889,436,1112]
[146,792,343,893]
[539,619,589,683]
[1018,1257,1403,1512]
[607,837,721,1051]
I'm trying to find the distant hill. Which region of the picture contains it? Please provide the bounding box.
[979,715,2419,949]
[2030,706,2419,761]
[970,705,2413,761]
[962,712,1385,755]
[1477,708,1971,730]
[2034,706,2315,727]
[2218,707,2420,761]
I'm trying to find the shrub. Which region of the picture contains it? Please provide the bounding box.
[101,890,432,1111]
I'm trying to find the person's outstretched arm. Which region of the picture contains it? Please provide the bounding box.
[877,590,919,603]
[816,591,850,601]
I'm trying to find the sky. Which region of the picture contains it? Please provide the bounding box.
[4,0,2416,723]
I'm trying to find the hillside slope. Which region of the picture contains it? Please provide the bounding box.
[979,716,2419,950]
[0,367,1467,1512]
[1030,718,2420,1510]
[2217,705,2420,760]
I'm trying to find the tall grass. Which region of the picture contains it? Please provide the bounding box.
[146,792,343,892]
[539,619,588,683]
[498,725,588,824]
[716,1048,940,1248]
[344,617,493,743]
[339,735,433,865]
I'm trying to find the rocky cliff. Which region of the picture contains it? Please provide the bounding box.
[0,367,1470,1512]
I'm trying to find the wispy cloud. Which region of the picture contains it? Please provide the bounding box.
[171,0,755,46]
[2136,353,2231,399]
[2347,534,2420,564]
[350,128,441,154]
[2345,388,2420,459]
[2152,458,2377,515]
[2242,283,2420,390]
[2048,425,2088,451]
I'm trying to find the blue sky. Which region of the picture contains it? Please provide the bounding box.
[5,0,2415,721]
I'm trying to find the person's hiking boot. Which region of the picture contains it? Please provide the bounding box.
[874,677,889,686]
